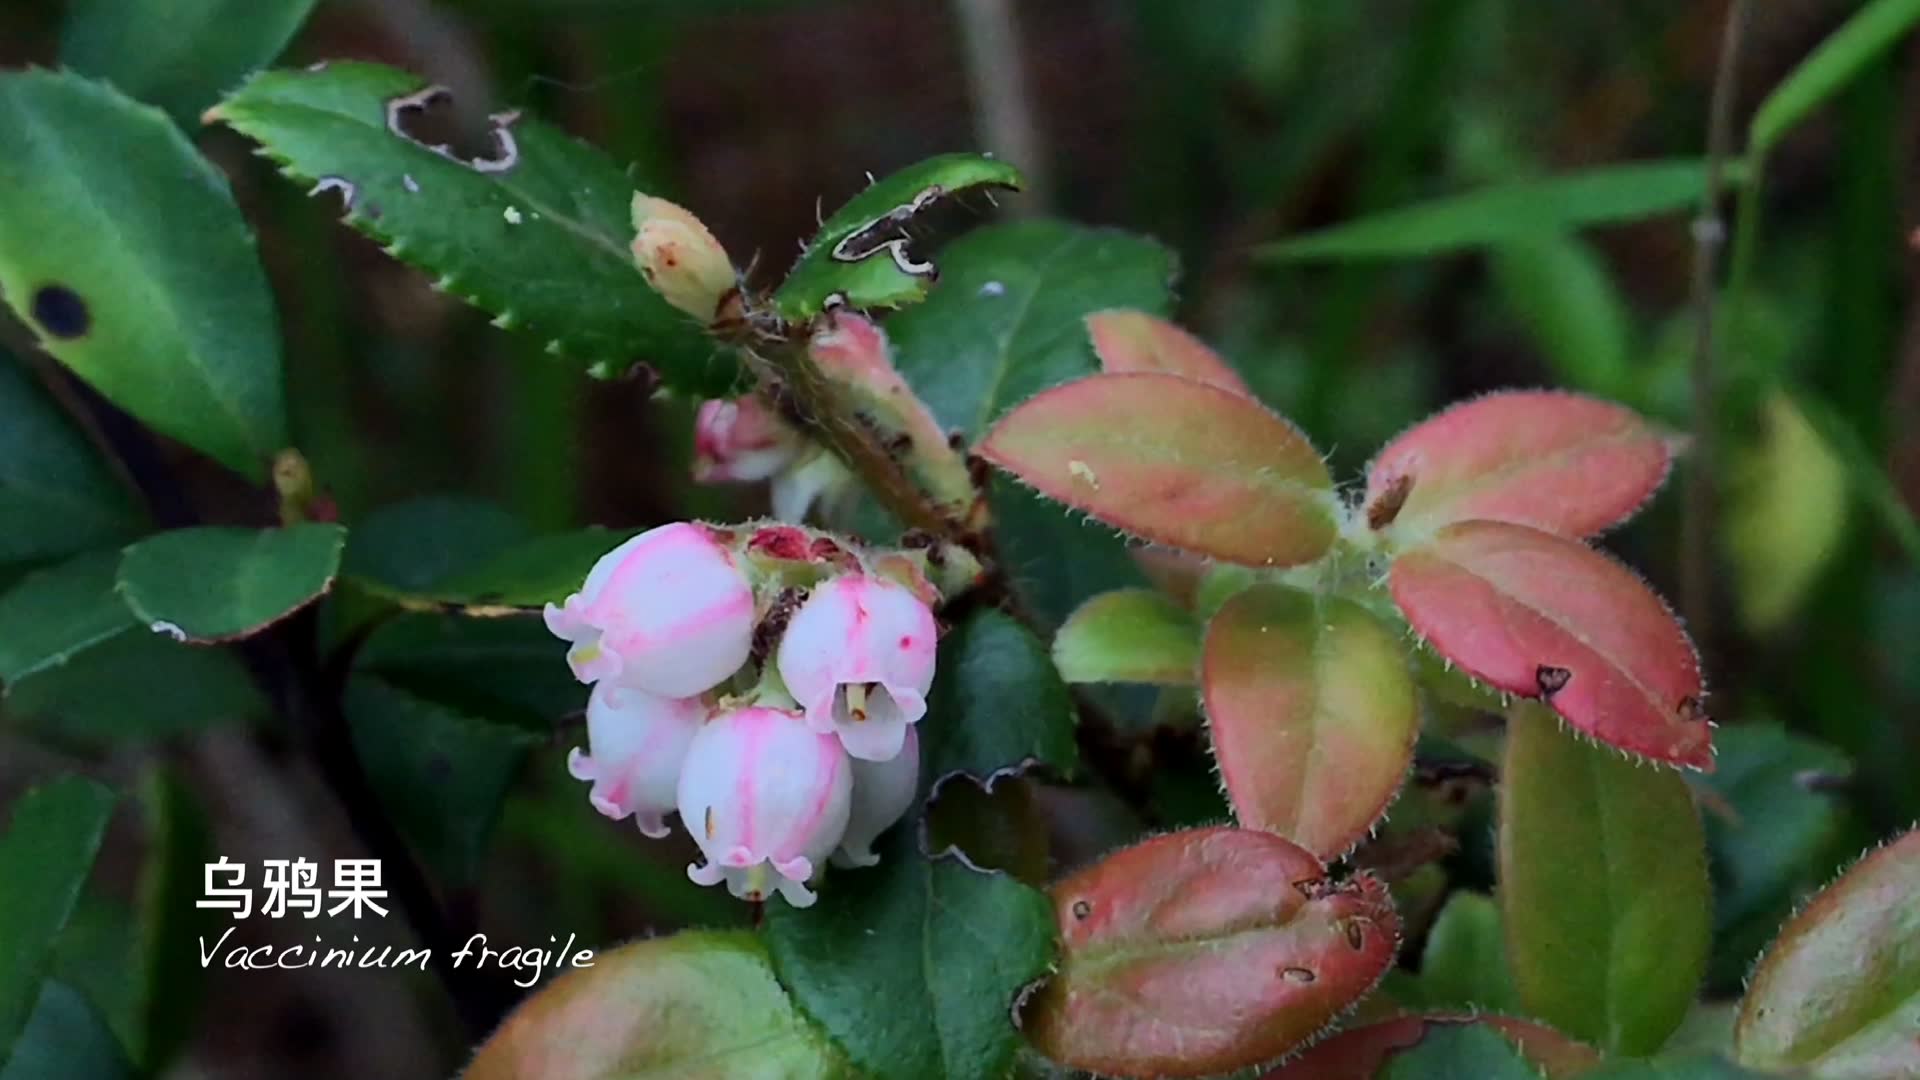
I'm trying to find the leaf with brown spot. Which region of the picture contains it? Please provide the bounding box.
[1022,826,1398,1078]
[1390,520,1710,769]
[1086,310,1251,395]
[1366,391,1675,541]
[980,373,1336,567]
[1203,585,1418,858]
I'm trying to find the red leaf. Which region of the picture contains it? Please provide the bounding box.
[1390,521,1710,769]
[1086,309,1252,395]
[1365,391,1674,539]
[1735,826,1920,1076]
[1258,1014,1602,1079]
[1022,827,1398,1078]
[980,373,1336,567]
[1204,585,1418,857]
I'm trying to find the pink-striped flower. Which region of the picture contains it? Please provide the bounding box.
[777,574,937,762]
[836,725,920,868]
[692,396,803,484]
[568,683,704,838]
[678,706,852,907]
[544,523,754,698]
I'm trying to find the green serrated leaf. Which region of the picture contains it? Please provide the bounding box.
[116,524,345,642]
[921,610,1078,791]
[1750,0,1920,156]
[0,70,287,478]
[1053,588,1199,685]
[0,354,143,569]
[0,550,137,685]
[764,829,1056,1080]
[1501,704,1710,1056]
[61,0,319,123]
[888,220,1175,624]
[1261,160,1728,261]
[0,777,117,1064]
[213,62,735,394]
[467,930,844,1080]
[772,154,1024,321]
[345,675,538,883]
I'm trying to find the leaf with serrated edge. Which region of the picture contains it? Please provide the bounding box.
[1204,585,1417,857]
[1022,826,1399,1078]
[1502,705,1711,1056]
[1734,826,1920,1078]
[466,930,845,1080]
[116,525,345,643]
[1053,588,1199,685]
[1390,520,1710,769]
[1086,310,1251,395]
[982,373,1336,567]
[1259,1014,1602,1079]
[0,71,286,477]
[1366,391,1674,541]
[772,154,1023,321]
[212,62,733,394]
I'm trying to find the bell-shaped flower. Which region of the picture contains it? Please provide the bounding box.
[631,194,736,321]
[835,725,920,868]
[678,706,852,907]
[568,683,704,838]
[692,396,803,484]
[777,574,937,762]
[544,522,754,698]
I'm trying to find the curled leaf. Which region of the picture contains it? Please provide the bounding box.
[1203,585,1417,857]
[1734,826,1920,1078]
[1086,310,1251,395]
[1365,390,1674,540]
[1390,520,1709,769]
[1259,1014,1603,1079]
[1022,826,1398,1078]
[981,373,1336,567]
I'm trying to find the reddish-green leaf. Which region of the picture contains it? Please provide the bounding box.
[1260,1014,1603,1079]
[1021,826,1398,1078]
[980,373,1336,567]
[1501,705,1712,1056]
[1203,585,1417,857]
[1365,391,1674,540]
[1086,310,1251,395]
[1390,520,1710,769]
[1734,827,1920,1077]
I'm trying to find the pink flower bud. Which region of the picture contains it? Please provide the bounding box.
[836,725,920,868]
[692,396,803,484]
[678,706,852,907]
[568,684,704,838]
[777,574,938,762]
[631,194,736,321]
[544,523,754,698]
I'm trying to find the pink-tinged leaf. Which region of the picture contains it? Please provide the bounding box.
[1021,826,1398,1078]
[980,373,1336,568]
[1389,520,1710,769]
[1734,827,1920,1078]
[1259,1014,1603,1079]
[1204,585,1418,858]
[1365,390,1675,539]
[1086,309,1252,396]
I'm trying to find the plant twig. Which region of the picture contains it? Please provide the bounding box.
[1682,0,1751,666]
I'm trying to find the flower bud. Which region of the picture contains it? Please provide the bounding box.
[631,194,736,321]
[836,725,920,868]
[777,574,937,762]
[544,523,754,698]
[692,396,803,484]
[678,706,852,907]
[568,683,704,838]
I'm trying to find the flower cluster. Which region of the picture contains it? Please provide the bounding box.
[545,522,937,907]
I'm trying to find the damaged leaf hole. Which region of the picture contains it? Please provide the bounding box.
[30,284,89,339]
[1535,664,1572,697]
[384,85,521,174]
[826,182,1013,280]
